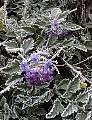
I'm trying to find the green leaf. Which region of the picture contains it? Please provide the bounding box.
[63,75,80,98]
[76,91,89,104]
[85,40,92,50]
[59,8,77,19]
[67,75,80,93]
[5,40,18,48]
[22,27,35,33]
[0,78,22,95]
[28,115,39,120]
[58,79,70,90]
[35,108,46,116]
[0,20,4,31]
[22,38,34,54]
[2,60,20,74]
[0,96,6,108]
[4,103,10,115]
[32,90,53,106]
[46,98,64,119]
[62,38,74,45]
[61,102,78,117]
[6,30,16,37]
[76,111,87,120]
[36,35,44,46]
[85,96,92,110]
[5,73,22,85]
[64,22,82,31]
[85,111,92,120]
[75,44,87,52]
[15,106,25,117]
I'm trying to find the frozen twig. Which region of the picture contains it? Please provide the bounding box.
[73,55,92,66]
[4,0,8,26]
[62,58,89,82]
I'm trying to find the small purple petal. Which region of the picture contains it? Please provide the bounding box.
[44,59,52,71]
[31,53,40,64]
[20,59,29,71]
[52,18,59,31]
[43,69,53,82]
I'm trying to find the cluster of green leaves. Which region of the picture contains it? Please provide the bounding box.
[0,0,92,120]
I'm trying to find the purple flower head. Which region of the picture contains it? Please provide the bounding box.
[20,58,53,85]
[31,53,40,64]
[43,69,53,82]
[44,59,52,71]
[47,29,69,37]
[24,67,53,85]
[26,68,42,85]
[51,18,59,31]
[47,18,69,37]
[20,59,29,71]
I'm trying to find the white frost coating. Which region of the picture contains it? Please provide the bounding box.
[6,48,24,53]
[0,78,22,95]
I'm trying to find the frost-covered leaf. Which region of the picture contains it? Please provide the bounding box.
[3,103,10,120]
[0,96,6,107]
[4,103,10,115]
[85,111,92,120]
[63,75,80,97]
[51,8,62,18]
[75,44,87,52]
[6,47,24,53]
[46,98,64,119]
[76,111,87,120]
[32,90,53,106]
[29,115,39,120]
[64,22,82,31]
[22,38,34,54]
[62,38,74,45]
[0,20,4,31]
[0,78,22,95]
[59,8,77,19]
[85,96,92,110]
[15,106,25,117]
[85,40,92,50]
[67,75,80,93]
[5,40,18,48]
[76,91,89,104]
[5,73,22,85]
[2,60,20,74]
[22,26,35,33]
[58,79,70,90]
[61,102,78,117]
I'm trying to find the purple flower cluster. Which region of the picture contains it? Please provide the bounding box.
[31,53,40,64]
[47,18,68,37]
[52,18,59,31]
[20,57,53,85]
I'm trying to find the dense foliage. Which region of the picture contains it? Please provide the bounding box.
[0,0,92,120]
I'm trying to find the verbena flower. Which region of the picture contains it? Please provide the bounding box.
[20,59,29,71]
[51,18,59,31]
[43,69,53,82]
[31,53,40,64]
[20,58,53,85]
[26,68,42,85]
[44,59,52,71]
[47,18,68,37]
